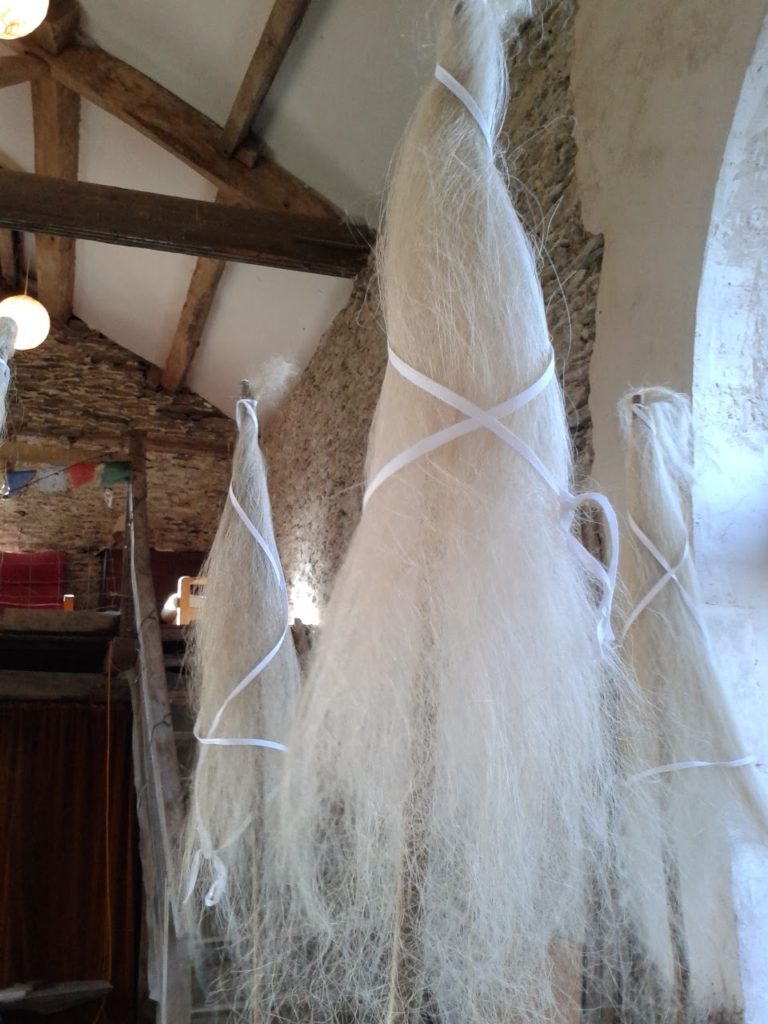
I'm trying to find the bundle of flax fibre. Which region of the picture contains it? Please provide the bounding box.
[256,3,634,1022]
[181,383,300,1007]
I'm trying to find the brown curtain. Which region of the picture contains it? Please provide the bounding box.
[0,701,142,1024]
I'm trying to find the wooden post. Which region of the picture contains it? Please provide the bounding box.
[128,433,187,939]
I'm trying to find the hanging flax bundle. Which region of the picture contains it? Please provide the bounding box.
[257,4,633,1022]
[0,317,15,437]
[181,383,300,1002]
[618,386,768,1018]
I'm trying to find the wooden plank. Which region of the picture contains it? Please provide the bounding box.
[0,669,130,701]
[15,40,340,219]
[0,432,232,464]
[128,433,187,939]
[0,982,112,1012]
[0,55,47,87]
[161,256,225,392]
[220,0,312,156]
[0,168,371,277]
[128,668,166,1007]
[31,78,80,322]
[0,607,119,634]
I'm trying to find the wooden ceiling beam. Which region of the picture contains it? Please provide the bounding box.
[0,230,19,290]
[0,55,48,87]
[31,77,80,322]
[220,0,312,157]
[14,39,341,220]
[0,169,372,276]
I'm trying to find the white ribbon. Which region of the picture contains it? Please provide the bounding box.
[365,346,619,656]
[631,755,756,783]
[187,398,289,907]
[0,357,9,386]
[434,64,494,152]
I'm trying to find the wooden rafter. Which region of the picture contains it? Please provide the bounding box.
[220,0,312,157]
[0,169,371,276]
[31,77,80,322]
[0,230,19,290]
[0,55,47,87]
[161,254,226,392]
[15,39,340,219]
[164,0,315,392]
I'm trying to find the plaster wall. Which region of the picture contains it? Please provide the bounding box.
[573,0,767,512]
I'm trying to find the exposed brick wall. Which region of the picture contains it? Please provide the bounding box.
[264,0,602,615]
[1,318,234,607]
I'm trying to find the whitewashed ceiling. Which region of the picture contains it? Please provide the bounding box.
[0,0,437,415]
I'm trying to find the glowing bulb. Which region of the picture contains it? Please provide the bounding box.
[0,0,49,39]
[0,295,50,350]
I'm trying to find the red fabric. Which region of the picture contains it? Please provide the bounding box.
[0,702,142,1024]
[67,462,96,488]
[0,550,66,608]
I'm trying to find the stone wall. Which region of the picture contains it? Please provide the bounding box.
[1,318,233,607]
[264,0,603,619]
[262,267,386,619]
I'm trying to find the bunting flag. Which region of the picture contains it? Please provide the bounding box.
[99,461,131,486]
[67,462,96,488]
[5,469,36,495]
[37,468,69,494]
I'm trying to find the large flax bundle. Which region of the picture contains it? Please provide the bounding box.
[618,387,768,1018]
[259,3,630,1022]
[181,391,300,1000]
[0,317,15,437]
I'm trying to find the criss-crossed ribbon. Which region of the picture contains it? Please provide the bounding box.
[365,346,620,656]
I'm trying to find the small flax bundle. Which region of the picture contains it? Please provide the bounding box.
[258,3,633,1023]
[0,317,16,437]
[618,386,768,1019]
[181,382,300,1005]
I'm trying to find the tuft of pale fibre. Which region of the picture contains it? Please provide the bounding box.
[617,386,768,1018]
[254,3,639,1023]
[247,357,298,418]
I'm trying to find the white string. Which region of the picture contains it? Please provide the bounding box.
[365,346,619,656]
[630,755,756,782]
[187,398,290,907]
[625,402,753,781]
[434,64,494,152]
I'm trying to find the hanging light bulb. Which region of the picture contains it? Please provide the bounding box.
[0,0,49,39]
[0,295,50,350]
